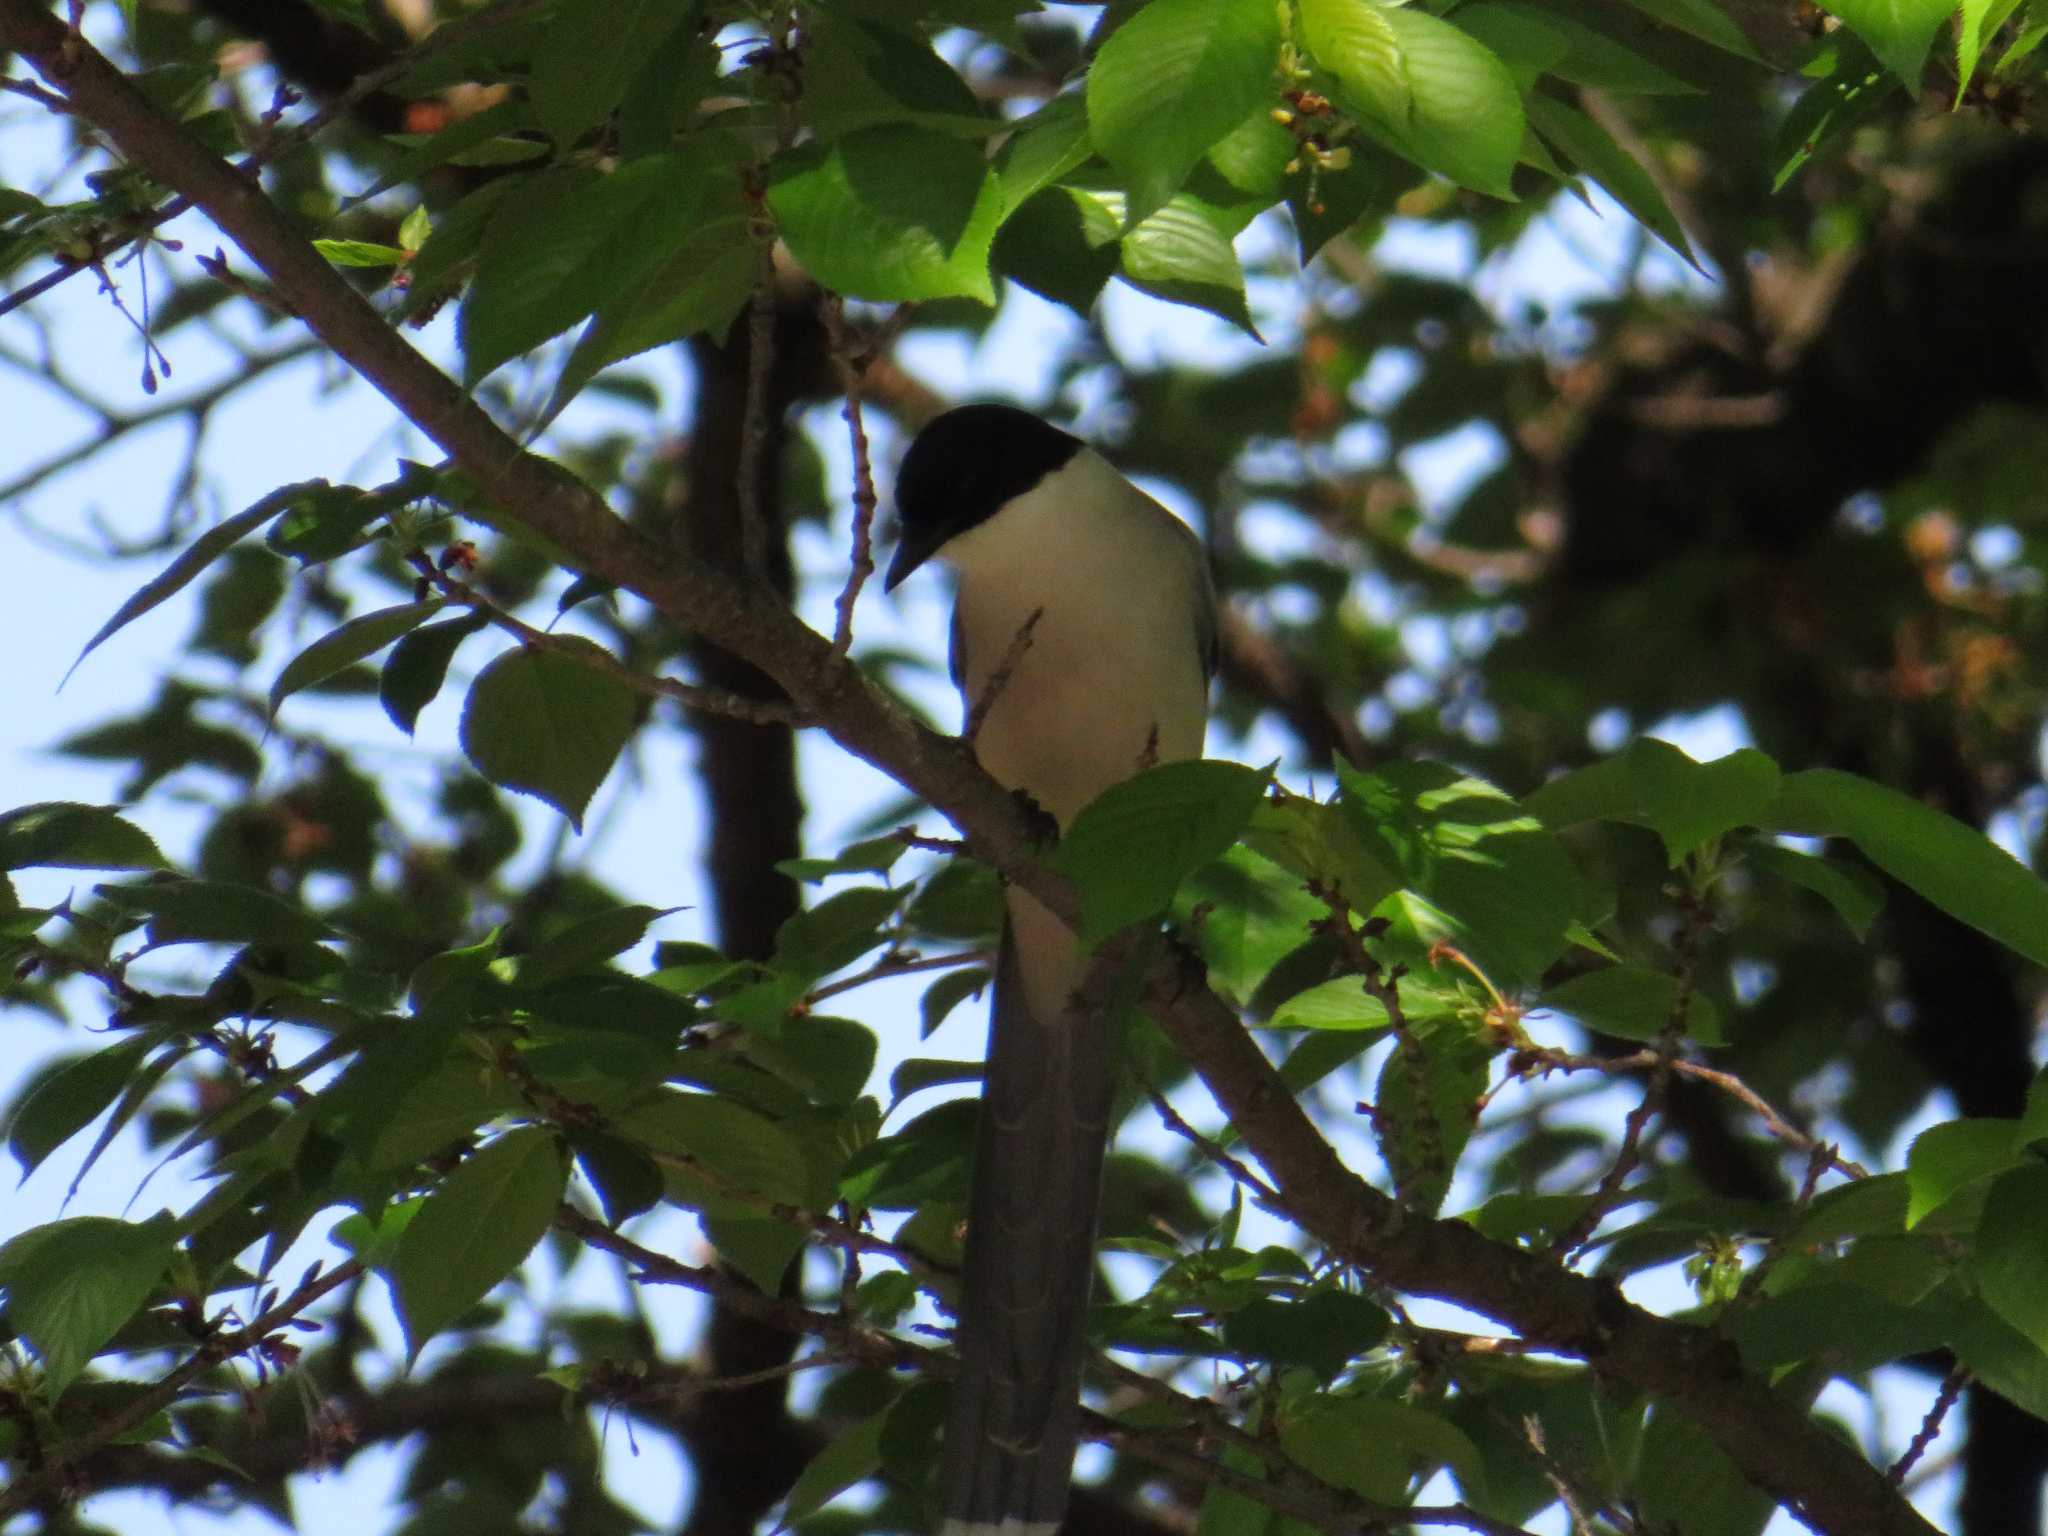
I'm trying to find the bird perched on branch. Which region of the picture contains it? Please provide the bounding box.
[886,403,1216,1536]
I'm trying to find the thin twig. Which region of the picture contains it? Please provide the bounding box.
[963,605,1044,745]
[406,550,810,726]
[0,1260,363,1519]
[1888,1367,1969,1486]
[803,947,989,1008]
[0,0,551,323]
[821,293,878,661]
[1146,1085,1283,1206]
[1551,893,1711,1261]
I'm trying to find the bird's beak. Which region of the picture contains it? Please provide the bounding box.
[884,528,941,591]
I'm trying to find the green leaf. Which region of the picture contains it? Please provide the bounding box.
[67,486,307,681]
[1343,762,1579,990]
[1746,844,1884,939]
[1524,94,1696,267]
[1823,0,1952,83]
[767,126,1003,303]
[529,0,700,148]
[1374,1013,1493,1212]
[804,12,993,141]
[1116,189,1262,336]
[1266,974,1454,1031]
[96,877,332,947]
[380,610,492,735]
[1767,768,2048,970]
[1221,1287,1391,1380]
[517,904,680,989]
[265,481,398,565]
[0,803,165,872]
[1613,0,1766,60]
[1056,762,1269,944]
[1279,1394,1485,1505]
[268,600,444,718]
[994,91,1094,214]
[1536,964,1725,1045]
[991,186,1122,317]
[1770,35,1897,191]
[1305,0,1526,198]
[612,1090,813,1208]
[0,1215,175,1396]
[459,639,638,831]
[1627,740,1780,864]
[1956,0,2024,95]
[5,1040,149,1179]
[1635,1406,1773,1536]
[1086,0,1282,223]
[546,141,755,416]
[391,1126,566,1358]
[1905,1118,2019,1226]
[918,967,990,1038]
[311,238,404,268]
[772,887,905,984]
[397,203,431,252]
[781,1403,888,1524]
[461,155,733,384]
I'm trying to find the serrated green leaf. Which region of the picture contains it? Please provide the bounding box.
[1824,0,1952,83]
[767,126,1003,303]
[1524,94,1697,267]
[459,639,638,831]
[265,481,396,565]
[782,1403,888,1524]
[1536,964,1725,1045]
[612,1090,812,1208]
[379,609,492,735]
[804,11,993,141]
[461,154,731,384]
[1976,1165,2048,1348]
[918,967,989,1039]
[0,802,165,872]
[529,0,700,148]
[1613,0,1766,60]
[391,1127,566,1357]
[1279,1394,1486,1504]
[1086,0,1282,223]
[1770,35,1897,190]
[545,139,755,417]
[1746,844,1884,939]
[67,486,308,682]
[994,91,1094,214]
[1115,189,1263,336]
[1767,768,2048,970]
[1306,0,1526,198]
[269,601,443,718]
[5,1040,148,1179]
[991,185,1121,316]
[772,885,906,982]
[1056,761,1269,944]
[517,904,680,989]
[1905,1118,2019,1227]
[0,1215,175,1397]
[96,877,332,947]
[311,238,404,268]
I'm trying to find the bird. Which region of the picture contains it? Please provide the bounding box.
[885,403,1217,1536]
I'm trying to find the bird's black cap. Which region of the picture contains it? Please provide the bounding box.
[885,404,1085,590]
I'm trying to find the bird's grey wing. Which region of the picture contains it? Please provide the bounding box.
[936,920,1112,1536]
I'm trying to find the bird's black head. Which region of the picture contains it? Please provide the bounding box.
[884,403,1084,590]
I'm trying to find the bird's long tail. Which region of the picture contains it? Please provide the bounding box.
[936,897,1113,1536]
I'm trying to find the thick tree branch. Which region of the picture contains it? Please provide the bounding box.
[0,12,1941,1535]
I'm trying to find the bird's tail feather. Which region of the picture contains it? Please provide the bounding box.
[937,914,1112,1534]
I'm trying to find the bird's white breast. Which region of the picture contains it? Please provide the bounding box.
[942,449,1211,830]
